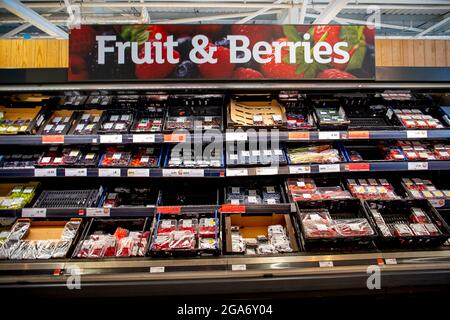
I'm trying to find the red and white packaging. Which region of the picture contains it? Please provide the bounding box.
[199,218,218,237]
[393,224,414,237]
[168,231,196,250]
[157,219,177,235]
[410,207,430,224]
[410,223,430,236]
[116,237,134,257]
[424,223,441,236]
[334,219,375,237]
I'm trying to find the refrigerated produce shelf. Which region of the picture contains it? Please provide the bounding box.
[1,250,450,297]
[1,77,450,298]
[2,130,450,146]
[0,161,449,178]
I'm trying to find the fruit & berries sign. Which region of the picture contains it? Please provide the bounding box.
[69,24,375,81]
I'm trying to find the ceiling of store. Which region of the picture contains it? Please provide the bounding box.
[0,0,449,39]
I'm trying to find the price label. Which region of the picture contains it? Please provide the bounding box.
[150,267,165,273]
[162,169,205,177]
[22,208,46,218]
[98,168,121,177]
[225,132,248,141]
[348,131,370,139]
[100,135,122,144]
[319,164,340,173]
[226,168,248,176]
[65,168,87,177]
[289,165,311,174]
[385,258,397,265]
[127,168,150,177]
[42,135,64,144]
[407,130,427,139]
[157,206,181,214]
[231,264,246,271]
[164,133,186,143]
[347,163,370,172]
[221,204,245,213]
[86,208,110,217]
[318,131,340,140]
[256,167,278,176]
[408,162,428,171]
[132,134,156,143]
[35,168,57,177]
[319,261,334,268]
[288,132,310,140]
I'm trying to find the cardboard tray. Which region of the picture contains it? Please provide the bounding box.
[0,106,45,135]
[228,99,287,129]
[11,217,84,259]
[224,212,300,254]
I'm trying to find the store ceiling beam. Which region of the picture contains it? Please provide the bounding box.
[159,10,281,24]
[1,6,65,38]
[236,0,285,24]
[313,0,351,24]
[305,13,425,33]
[414,14,450,38]
[0,0,68,38]
[6,1,296,9]
[7,1,450,10]
[299,0,308,24]
[0,23,31,38]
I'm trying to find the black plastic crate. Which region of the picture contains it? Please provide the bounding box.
[226,143,287,167]
[364,199,450,248]
[286,177,352,202]
[149,211,221,257]
[158,181,219,206]
[73,218,151,259]
[224,182,288,205]
[345,104,403,131]
[296,199,378,251]
[32,189,101,208]
[341,142,390,162]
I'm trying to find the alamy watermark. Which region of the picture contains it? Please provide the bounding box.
[66,264,81,290]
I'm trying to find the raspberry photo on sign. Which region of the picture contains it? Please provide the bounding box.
[69,24,375,81]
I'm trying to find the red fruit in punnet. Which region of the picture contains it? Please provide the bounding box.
[313,25,341,46]
[70,26,96,56]
[195,25,223,38]
[318,68,357,79]
[230,25,273,47]
[135,43,180,79]
[147,25,168,42]
[260,38,302,79]
[198,44,235,78]
[233,67,264,79]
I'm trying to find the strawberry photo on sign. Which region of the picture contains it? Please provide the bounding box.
[69,24,375,81]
